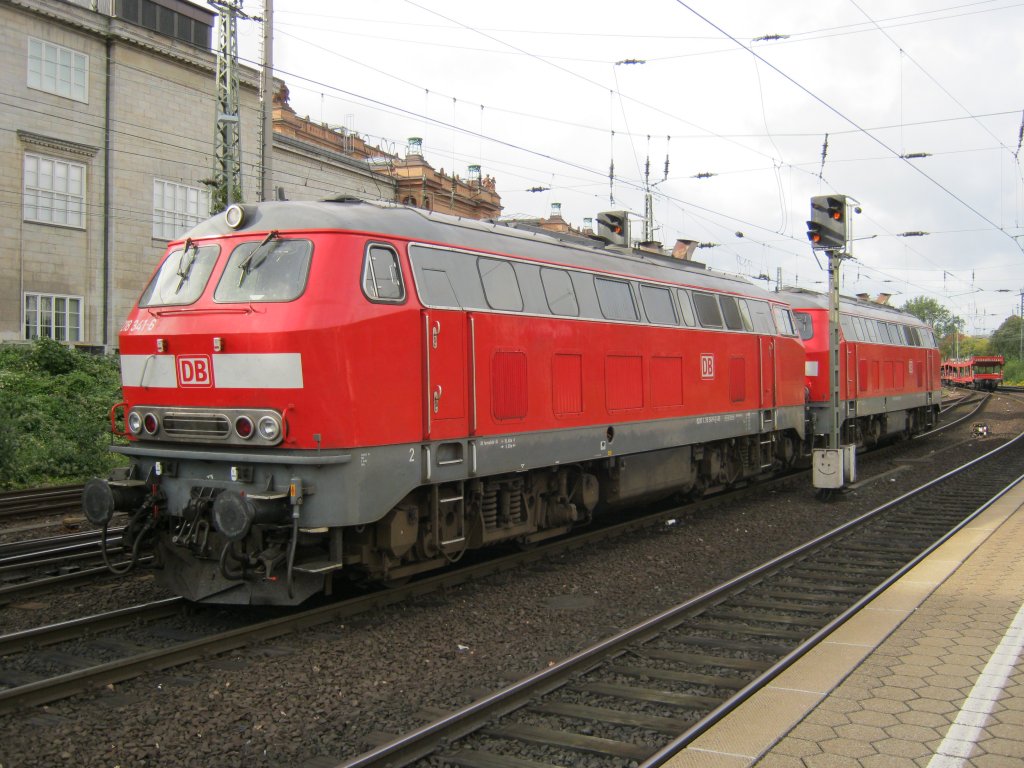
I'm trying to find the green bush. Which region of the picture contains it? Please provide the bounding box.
[0,340,126,489]
[1003,359,1024,386]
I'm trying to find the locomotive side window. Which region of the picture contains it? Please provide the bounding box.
[863,318,879,343]
[746,300,776,334]
[692,292,723,328]
[676,290,697,327]
[419,268,461,308]
[719,295,745,331]
[478,257,523,311]
[139,243,220,307]
[840,315,858,341]
[215,238,312,303]
[888,323,906,345]
[737,300,754,332]
[540,268,579,316]
[595,277,638,322]
[905,326,922,346]
[877,322,893,344]
[639,284,677,326]
[362,244,405,303]
[409,244,487,309]
[793,311,814,340]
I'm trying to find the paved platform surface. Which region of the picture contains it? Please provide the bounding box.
[665,476,1024,768]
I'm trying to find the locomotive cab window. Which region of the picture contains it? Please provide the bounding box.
[692,291,723,328]
[139,243,220,307]
[362,244,405,303]
[595,277,638,321]
[772,305,798,336]
[215,237,312,303]
[640,284,677,325]
[793,311,814,340]
[541,268,579,316]
[478,257,523,311]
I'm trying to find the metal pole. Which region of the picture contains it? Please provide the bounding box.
[828,248,842,450]
[260,0,274,202]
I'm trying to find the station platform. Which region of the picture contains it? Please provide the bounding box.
[665,476,1024,768]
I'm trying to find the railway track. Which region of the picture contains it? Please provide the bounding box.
[333,427,1024,768]
[0,392,1004,716]
[0,485,84,521]
[0,527,133,601]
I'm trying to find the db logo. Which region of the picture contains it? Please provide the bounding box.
[700,353,715,380]
[176,355,213,387]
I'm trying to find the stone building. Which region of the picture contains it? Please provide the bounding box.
[271,87,502,220]
[0,0,502,350]
[0,0,263,348]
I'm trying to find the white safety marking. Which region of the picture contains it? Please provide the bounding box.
[120,354,176,388]
[214,353,303,389]
[121,353,303,389]
[926,598,1024,768]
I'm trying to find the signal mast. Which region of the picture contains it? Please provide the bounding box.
[807,194,858,494]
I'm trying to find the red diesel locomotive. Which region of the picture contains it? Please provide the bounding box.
[779,288,941,447]
[84,200,810,604]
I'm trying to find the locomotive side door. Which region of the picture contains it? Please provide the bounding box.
[759,336,776,408]
[423,309,468,440]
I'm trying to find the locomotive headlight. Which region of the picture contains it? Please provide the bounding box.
[127,411,143,435]
[142,412,159,435]
[257,415,281,441]
[224,204,246,229]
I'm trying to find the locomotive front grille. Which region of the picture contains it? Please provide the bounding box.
[128,405,284,446]
[163,411,231,439]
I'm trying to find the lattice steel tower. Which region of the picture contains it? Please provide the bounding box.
[211,0,242,211]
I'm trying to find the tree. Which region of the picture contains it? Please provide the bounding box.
[900,296,962,339]
[990,314,1023,361]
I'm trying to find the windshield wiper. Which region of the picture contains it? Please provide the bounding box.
[237,230,279,287]
[174,238,197,294]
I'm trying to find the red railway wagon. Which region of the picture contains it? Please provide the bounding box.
[778,288,941,447]
[940,355,1004,391]
[84,200,809,605]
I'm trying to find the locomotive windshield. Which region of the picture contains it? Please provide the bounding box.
[214,237,313,303]
[139,242,220,307]
[793,311,814,340]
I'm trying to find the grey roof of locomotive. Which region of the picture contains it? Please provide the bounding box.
[777,286,930,328]
[184,199,785,303]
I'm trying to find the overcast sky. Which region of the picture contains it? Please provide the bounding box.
[237,0,1024,335]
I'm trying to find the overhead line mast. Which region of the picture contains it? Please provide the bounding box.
[211,0,243,212]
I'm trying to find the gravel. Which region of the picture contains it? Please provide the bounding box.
[0,394,1018,768]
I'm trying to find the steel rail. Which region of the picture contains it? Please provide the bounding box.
[0,396,996,715]
[333,428,1024,768]
[0,485,84,519]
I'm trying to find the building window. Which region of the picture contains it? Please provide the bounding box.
[25,293,82,342]
[24,153,86,228]
[27,38,88,102]
[153,179,210,240]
